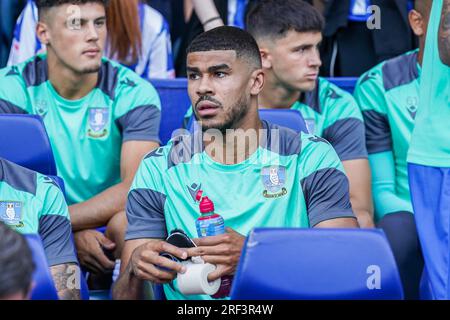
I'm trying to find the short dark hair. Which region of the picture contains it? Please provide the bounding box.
[0,222,35,298]
[36,0,108,20]
[36,0,108,9]
[246,0,325,41]
[187,26,262,69]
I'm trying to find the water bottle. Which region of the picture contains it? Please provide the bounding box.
[195,193,232,298]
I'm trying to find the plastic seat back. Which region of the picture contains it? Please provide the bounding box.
[231,228,404,300]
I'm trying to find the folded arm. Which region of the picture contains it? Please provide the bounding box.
[69,140,159,231]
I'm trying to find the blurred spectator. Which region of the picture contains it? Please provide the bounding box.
[175,0,261,76]
[0,0,27,68]
[8,0,174,79]
[147,0,172,25]
[0,221,35,300]
[310,0,417,77]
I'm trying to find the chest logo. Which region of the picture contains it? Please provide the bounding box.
[88,108,109,138]
[187,183,202,202]
[406,96,418,119]
[0,201,24,228]
[305,119,316,134]
[261,166,288,198]
[35,100,48,118]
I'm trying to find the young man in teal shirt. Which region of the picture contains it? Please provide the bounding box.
[407,0,450,300]
[245,0,373,229]
[353,0,432,300]
[113,26,358,300]
[0,157,80,299]
[0,0,161,275]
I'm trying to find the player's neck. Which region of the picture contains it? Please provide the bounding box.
[204,104,263,165]
[47,57,98,101]
[259,75,301,109]
[418,38,425,66]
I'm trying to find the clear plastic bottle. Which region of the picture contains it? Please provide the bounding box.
[195,193,232,298]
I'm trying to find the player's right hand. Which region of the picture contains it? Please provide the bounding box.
[74,229,116,274]
[129,240,188,284]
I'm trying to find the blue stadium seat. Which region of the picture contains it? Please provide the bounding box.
[230,228,404,300]
[327,77,358,94]
[25,234,59,300]
[49,175,66,196]
[150,78,191,145]
[0,114,67,198]
[0,114,57,175]
[0,115,89,299]
[259,109,308,133]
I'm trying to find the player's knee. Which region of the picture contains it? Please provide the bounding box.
[105,211,127,243]
[377,212,421,261]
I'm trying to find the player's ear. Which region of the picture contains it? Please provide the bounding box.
[408,10,425,37]
[259,48,272,69]
[249,68,265,96]
[36,21,51,46]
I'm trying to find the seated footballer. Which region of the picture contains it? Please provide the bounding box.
[0,0,161,275]
[113,27,359,300]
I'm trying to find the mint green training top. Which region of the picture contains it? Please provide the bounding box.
[0,157,77,266]
[0,54,161,205]
[125,121,356,300]
[354,50,420,220]
[408,0,450,167]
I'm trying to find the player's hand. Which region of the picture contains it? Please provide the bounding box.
[129,240,188,284]
[74,229,116,274]
[186,227,246,281]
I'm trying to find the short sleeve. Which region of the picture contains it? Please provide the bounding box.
[354,68,392,154]
[115,72,162,143]
[320,80,368,161]
[299,134,356,227]
[125,151,168,241]
[37,176,78,266]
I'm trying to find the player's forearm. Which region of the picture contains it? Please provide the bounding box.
[69,181,131,231]
[344,160,374,228]
[50,264,81,300]
[373,188,412,217]
[349,191,374,228]
[192,0,224,30]
[351,207,374,228]
[112,262,145,300]
[369,152,412,216]
[439,0,450,66]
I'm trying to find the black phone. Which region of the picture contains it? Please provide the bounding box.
[159,229,196,263]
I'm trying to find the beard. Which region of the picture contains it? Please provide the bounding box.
[81,66,101,74]
[78,61,102,74]
[199,94,250,134]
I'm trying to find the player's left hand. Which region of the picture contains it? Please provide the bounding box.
[186,227,246,281]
